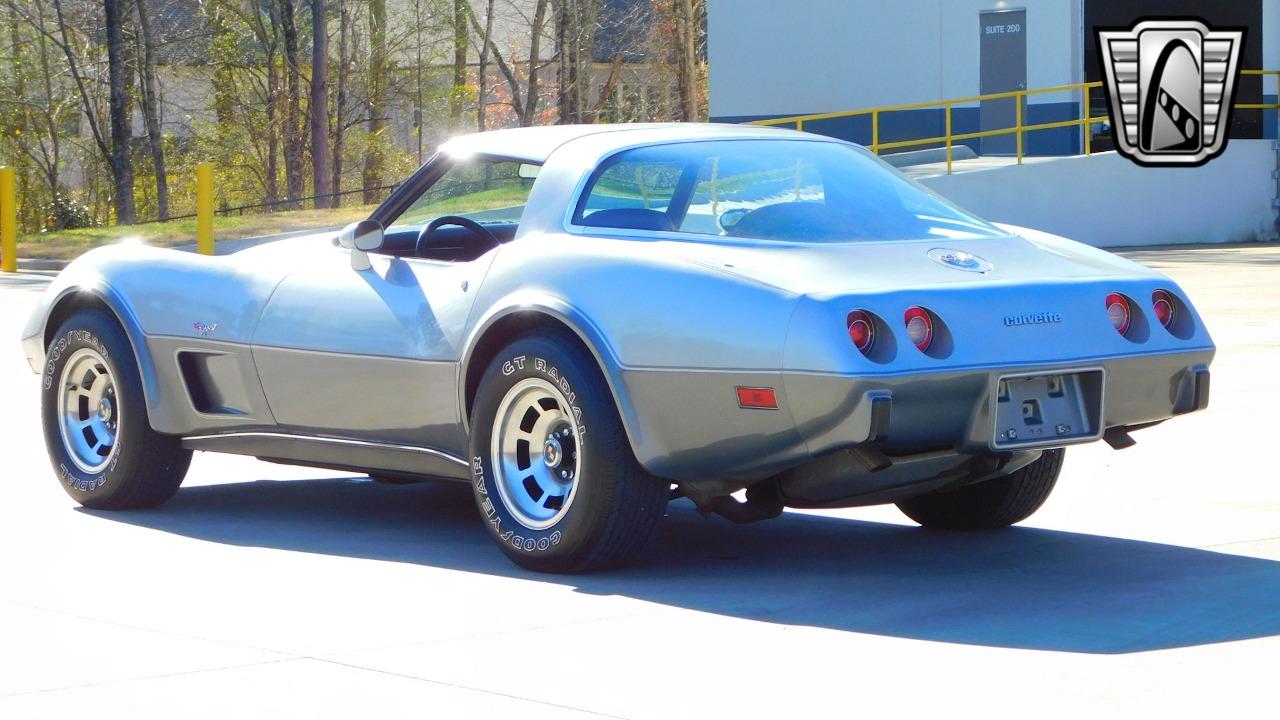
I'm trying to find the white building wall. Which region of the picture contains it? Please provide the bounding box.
[921,142,1279,247]
[708,0,1081,118]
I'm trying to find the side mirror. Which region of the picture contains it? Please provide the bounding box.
[335,219,383,270]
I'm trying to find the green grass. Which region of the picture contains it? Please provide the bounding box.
[393,186,531,226]
[17,204,379,261]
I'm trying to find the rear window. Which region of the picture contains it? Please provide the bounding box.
[572,140,1004,242]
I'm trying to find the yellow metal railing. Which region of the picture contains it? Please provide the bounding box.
[752,70,1280,174]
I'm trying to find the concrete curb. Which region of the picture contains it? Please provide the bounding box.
[17,258,69,271]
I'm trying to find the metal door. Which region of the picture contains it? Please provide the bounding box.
[980,9,1028,156]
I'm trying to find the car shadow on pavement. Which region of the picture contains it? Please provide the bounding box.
[84,477,1280,655]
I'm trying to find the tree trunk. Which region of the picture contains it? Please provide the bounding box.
[280,0,304,209]
[133,0,168,219]
[361,0,386,203]
[476,0,494,131]
[331,0,348,204]
[263,3,281,205]
[310,0,331,208]
[523,0,548,126]
[103,0,135,223]
[554,0,596,124]
[554,0,575,123]
[676,0,698,121]
[450,0,466,128]
[33,0,61,195]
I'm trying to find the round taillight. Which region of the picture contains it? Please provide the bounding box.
[1152,289,1176,330]
[1105,292,1131,335]
[904,307,933,352]
[847,310,875,355]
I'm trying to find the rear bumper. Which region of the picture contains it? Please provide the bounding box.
[620,347,1213,487]
[788,348,1214,458]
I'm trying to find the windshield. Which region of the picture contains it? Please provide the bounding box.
[573,140,1005,242]
[388,158,536,234]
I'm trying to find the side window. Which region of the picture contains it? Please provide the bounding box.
[679,156,825,235]
[389,159,537,234]
[575,154,684,232]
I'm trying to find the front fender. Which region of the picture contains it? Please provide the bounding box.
[24,271,163,428]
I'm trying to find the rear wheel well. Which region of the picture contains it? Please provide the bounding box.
[464,312,604,426]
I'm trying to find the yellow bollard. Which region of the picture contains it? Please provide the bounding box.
[1,167,15,273]
[196,162,214,256]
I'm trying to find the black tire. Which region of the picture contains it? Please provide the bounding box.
[896,448,1064,530]
[41,308,192,510]
[468,330,667,573]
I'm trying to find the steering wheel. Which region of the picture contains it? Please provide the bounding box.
[416,215,501,257]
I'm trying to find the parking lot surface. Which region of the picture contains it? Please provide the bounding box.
[1,245,1277,718]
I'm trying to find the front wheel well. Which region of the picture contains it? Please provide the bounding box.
[463,312,605,427]
[44,291,119,351]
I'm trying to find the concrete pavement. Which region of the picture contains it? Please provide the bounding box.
[0,246,1277,718]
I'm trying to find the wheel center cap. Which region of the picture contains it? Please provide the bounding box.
[98,398,113,422]
[543,437,563,468]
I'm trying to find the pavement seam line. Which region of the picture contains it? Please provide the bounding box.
[0,658,296,699]
[308,657,632,719]
[327,606,675,656]
[0,598,300,660]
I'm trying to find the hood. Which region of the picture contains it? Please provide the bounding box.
[227,230,341,268]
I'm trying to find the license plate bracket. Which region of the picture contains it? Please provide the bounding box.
[992,370,1104,449]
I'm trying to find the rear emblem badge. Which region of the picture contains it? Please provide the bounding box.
[928,248,993,273]
[193,322,218,337]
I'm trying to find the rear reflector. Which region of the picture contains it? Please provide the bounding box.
[1106,292,1131,335]
[903,307,933,352]
[1152,289,1176,330]
[736,386,778,409]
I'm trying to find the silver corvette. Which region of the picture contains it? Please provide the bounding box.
[21,123,1214,572]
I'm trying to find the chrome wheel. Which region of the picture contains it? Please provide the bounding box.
[490,377,582,529]
[57,347,120,474]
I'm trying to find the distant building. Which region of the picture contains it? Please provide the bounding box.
[708,0,1278,156]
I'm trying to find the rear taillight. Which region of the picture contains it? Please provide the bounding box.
[1105,292,1131,335]
[1152,289,1176,330]
[904,307,933,352]
[847,310,875,355]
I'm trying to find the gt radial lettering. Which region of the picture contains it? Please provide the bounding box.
[533,357,586,436]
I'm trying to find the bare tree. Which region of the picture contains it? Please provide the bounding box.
[466,0,550,128]
[133,0,168,219]
[103,0,135,222]
[361,0,386,202]
[450,0,466,128]
[310,0,331,207]
[3,0,68,208]
[331,0,348,202]
[475,0,494,130]
[553,0,596,124]
[280,0,305,208]
[675,0,699,121]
